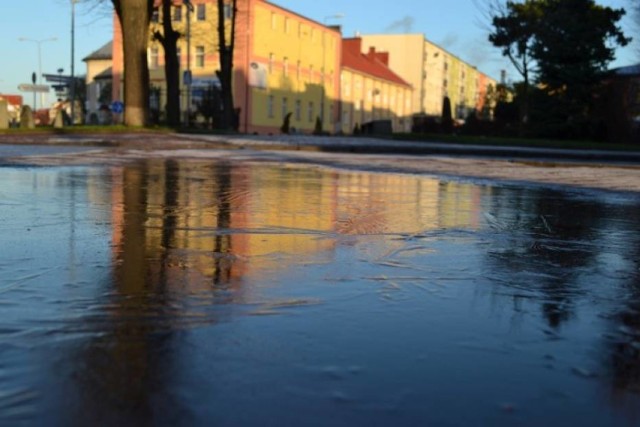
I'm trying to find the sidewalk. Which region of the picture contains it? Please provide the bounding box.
[179,133,640,165]
[2,131,640,164]
[2,132,640,193]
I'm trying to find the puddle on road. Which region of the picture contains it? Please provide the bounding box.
[1,159,640,425]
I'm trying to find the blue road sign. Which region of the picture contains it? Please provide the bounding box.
[183,70,192,86]
[111,101,124,114]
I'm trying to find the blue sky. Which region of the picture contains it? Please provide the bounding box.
[0,0,637,107]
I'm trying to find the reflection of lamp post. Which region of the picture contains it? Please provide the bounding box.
[18,36,57,109]
[321,14,344,131]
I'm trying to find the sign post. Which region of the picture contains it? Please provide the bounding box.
[31,72,36,111]
[18,84,50,93]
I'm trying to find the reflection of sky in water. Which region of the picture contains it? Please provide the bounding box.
[1,160,640,425]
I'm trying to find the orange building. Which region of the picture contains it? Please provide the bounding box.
[112,0,341,134]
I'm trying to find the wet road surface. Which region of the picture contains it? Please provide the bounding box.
[1,158,640,425]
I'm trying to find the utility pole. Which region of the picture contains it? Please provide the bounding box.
[18,37,57,110]
[70,0,78,125]
[184,0,194,127]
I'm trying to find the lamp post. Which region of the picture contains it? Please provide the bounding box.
[321,14,343,132]
[18,37,57,110]
[70,0,79,125]
[184,0,194,127]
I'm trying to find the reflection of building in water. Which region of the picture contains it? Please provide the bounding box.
[335,173,482,235]
[109,160,244,296]
[105,160,484,289]
[228,167,339,267]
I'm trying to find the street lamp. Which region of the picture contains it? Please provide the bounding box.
[70,0,80,125]
[18,36,57,109]
[184,0,194,127]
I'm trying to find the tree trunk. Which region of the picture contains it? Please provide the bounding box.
[156,0,181,127]
[217,0,237,131]
[113,0,152,127]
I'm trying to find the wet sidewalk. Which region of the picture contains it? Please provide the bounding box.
[2,131,640,164]
[2,133,640,425]
[181,133,640,165]
[2,132,640,193]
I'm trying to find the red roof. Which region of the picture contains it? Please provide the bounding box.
[0,94,23,106]
[341,38,411,88]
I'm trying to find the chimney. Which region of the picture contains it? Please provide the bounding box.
[375,52,389,66]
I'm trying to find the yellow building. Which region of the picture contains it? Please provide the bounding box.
[340,38,412,133]
[360,34,497,121]
[113,0,341,134]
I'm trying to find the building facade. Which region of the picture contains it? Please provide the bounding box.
[83,41,113,122]
[360,34,496,121]
[112,0,341,134]
[340,38,412,133]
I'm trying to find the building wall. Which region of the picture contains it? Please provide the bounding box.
[113,0,340,134]
[246,0,341,134]
[340,68,412,133]
[358,34,424,117]
[85,58,112,117]
[112,14,124,106]
[361,34,497,120]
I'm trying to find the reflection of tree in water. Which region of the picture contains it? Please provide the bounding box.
[602,205,640,399]
[68,163,180,424]
[66,160,239,424]
[484,187,603,329]
[212,162,233,286]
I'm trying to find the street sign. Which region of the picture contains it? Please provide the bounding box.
[183,70,192,86]
[18,84,50,93]
[111,101,124,114]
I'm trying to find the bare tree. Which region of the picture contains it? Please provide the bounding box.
[152,1,181,127]
[216,0,238,131]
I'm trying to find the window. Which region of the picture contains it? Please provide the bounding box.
[224,3,233,20]
[176,47,181,67]
[197,4,206,21]
[268,53,274,73]
[296,60,301,79]
[308,101,314,122]
[150,47,159,68]
[309,65,314,82]
[443,78,448,88]
[173,5,182,22]
[295,100,301,121]
[151,8,159,23]
[195,46,205,67]
[271,13,277,30]
[268,95,274,118]
[285,18,290,34]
